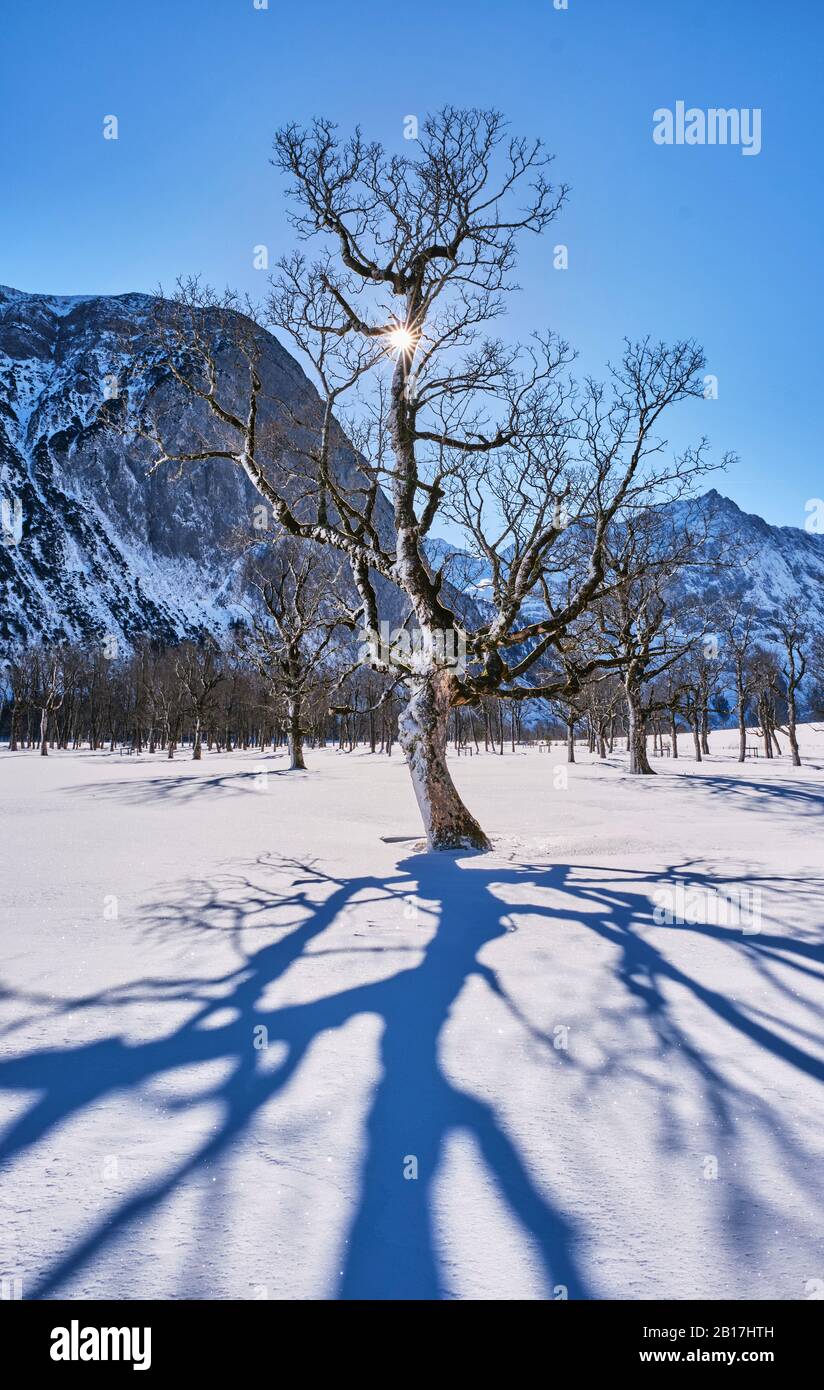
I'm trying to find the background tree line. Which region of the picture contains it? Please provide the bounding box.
[3,577,821,769]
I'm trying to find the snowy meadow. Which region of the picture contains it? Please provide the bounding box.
[2,68,823,1330]
[1,729,821,1300]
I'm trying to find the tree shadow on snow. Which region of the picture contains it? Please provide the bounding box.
[680,771,824,819]
[0,852,821,1299]
[64,759,301,806]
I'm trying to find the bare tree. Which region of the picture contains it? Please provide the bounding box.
[2,646,32,752]
[807,631,824,722]
[594,508,713,774]
[241,541,349,770]
[174,641,224,760]
[33,648,65,757]
[750,646,783,758]
[773,601,808,767]
[719,598,758,762]
[583,674,623,759]
[132,108,727,847]
[677,637,724,762]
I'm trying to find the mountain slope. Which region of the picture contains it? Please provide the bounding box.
[0,286,386,647]
[427,489,824,644]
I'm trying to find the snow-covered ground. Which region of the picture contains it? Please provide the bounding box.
[1,729,822,1300]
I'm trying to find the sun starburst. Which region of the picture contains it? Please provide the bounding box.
[384,322,419,357]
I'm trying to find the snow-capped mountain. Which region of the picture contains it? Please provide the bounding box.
[673,489,824,628]
[0,285,387,647]
[2,285,822,653]
[427,489,824,642]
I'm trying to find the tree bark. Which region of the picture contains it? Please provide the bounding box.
[759,698,772,757]
[691,716,702,762]
[625,683,654,775]
[737,687,747,763]
[399,671,490,850]
[700,705,710,755]
[287,697,306,771]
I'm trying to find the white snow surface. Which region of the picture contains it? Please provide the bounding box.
[0,729,822,1300]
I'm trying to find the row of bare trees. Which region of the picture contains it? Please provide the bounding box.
[0,634,564,764]
[554,593,820,771]
[4,576,819,772]
[0,634,354,765]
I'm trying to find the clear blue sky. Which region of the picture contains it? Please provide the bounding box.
[2,0,821,528]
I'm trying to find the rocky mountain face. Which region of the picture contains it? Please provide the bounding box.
[0,285,391,648]
[426,490,824,647]
[1,286,821,657]
[672,489,824,630]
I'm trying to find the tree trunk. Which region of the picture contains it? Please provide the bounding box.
[192,717,202,761]
[287,697,306,771]
[670,710,678,759]
[625,684,654,776]
[760,699,772,757]
[39,708,49,756]
[787,690,801,767]
[691,716,702,761]
[398,671,490,850]
[737,691,747,763]
[567,720,576,763]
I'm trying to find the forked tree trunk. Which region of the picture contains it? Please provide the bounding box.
[625,683,654,775]
[398,670,490,851]
[760,699,771,758]
[700,706,710,756]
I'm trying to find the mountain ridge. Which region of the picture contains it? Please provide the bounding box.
[1,286,822,653]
